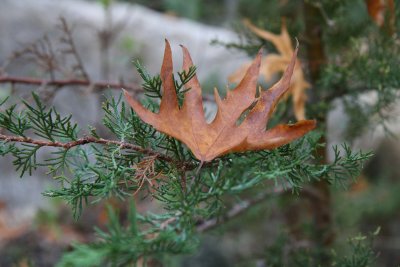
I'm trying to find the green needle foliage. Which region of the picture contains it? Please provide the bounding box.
[0,58,372,265]
[318,36,400,139]
[2,1,396,265]
[0,94,79,176]
[262,228,379,267]
[134,59,196,107]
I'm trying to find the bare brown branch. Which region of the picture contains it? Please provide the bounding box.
[0,75,219,103]
[3,36,60,80]
[0,75,141,92]
[58,17,90,80]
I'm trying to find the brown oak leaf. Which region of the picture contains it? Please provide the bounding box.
[124,40,316,162]
[229,19,310,121]
[366,0,395,28]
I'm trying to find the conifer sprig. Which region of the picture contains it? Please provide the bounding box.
[0,92,372,263]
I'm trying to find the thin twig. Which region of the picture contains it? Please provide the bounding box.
[3,36,60,79]
[97,2,130,79]
[0,75,217,102]
[197,185,288,232]
[58,17,90,81]
[0,75,141,92]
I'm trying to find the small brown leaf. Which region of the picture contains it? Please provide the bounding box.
[229,19,310,121]
[366,0,395,28]
[124,40,316,162]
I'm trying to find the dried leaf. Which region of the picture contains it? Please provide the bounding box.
[124,40,316,162]
[229,19,310,121]
[132,156,163,195]
[366,0,395,28]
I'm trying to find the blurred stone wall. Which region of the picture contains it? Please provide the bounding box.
[0,0,247,82]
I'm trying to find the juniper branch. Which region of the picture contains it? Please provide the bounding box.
[0,133,191,169]
[196,182,331,232]
[197,185,287,232]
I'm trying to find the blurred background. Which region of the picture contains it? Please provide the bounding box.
[0,0,400,266]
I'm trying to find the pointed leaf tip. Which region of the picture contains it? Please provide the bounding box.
[255,47,263,64]
[164,39,172,52]
[180,45,190,57]
[257,47,264,56]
